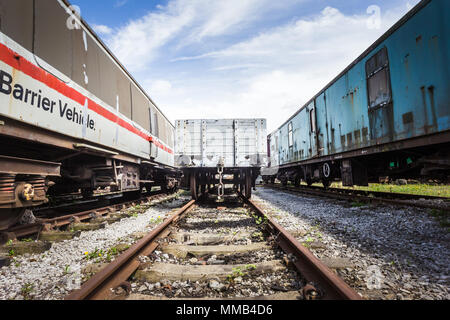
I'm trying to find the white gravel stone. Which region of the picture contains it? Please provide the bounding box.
[0,193,188,300]
[252,187,449,300]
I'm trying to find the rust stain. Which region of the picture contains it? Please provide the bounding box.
[428,85,438,132]
[416,35,422,44]
[9,68,18,115]
[403,53,410,75]
[420,86,429,134]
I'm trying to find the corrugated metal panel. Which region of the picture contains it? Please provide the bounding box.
[175,119,267,168]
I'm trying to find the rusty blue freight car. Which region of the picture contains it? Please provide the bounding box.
[262,0,449,187]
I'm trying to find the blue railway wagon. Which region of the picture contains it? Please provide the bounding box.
[264,0,449,187]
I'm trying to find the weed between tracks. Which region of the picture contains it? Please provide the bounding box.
[84,244,130,263]
[283,181,450,198]
[429,209,450,229]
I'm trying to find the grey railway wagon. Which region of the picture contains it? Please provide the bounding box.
[175,119,267,199]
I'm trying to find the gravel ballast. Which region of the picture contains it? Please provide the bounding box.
[0,193,189,300]
[252,187,449,300]
[128,201,305,299]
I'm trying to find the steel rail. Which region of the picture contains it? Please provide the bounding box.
[262,184,449,211]
[65,199,196,300]
[1,192,169,241]
[243,196,362,300]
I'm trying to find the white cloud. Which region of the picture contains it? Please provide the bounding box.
[147,80,173,96]
[92,24,113,35]
[106,4,194,71]
[115,0,128,8]
[98,1,420,133]
[104,0,303,71]
[158,4,414,133]
[175,5,402,71]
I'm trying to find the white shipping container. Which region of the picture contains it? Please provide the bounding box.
[175,119,267,168]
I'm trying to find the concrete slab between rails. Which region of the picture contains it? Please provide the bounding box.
[39,231,81,242]
[0,254,11,267]
[321,257,355,269]
[125,291,302,301]
[162,243,270,258]
[170,232,252,245]
[197,208,248,216]
[112,212,131,219]
[82,263,110,276]
[71,222,107,232]
[91,216,122,224]
[134,260,286,283]
[0,241,51,255]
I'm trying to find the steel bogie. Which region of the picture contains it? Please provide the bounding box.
[262,0,450,187]
[184,167,258,200]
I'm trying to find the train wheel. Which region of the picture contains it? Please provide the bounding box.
[190,174,198,200]
[322,179,331,189]
[200,184,206,196]
[294,176,301,187]
[306,178,313,186]
[0,208,26,231]
[322,163,331,180]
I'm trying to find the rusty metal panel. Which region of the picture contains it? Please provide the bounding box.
[278,105,313,165]
[0,0,33,51]
[131,84,150,132]
[269,0,449,172]
[367,68,391,109]
[34,0,72,78]
[0,155,60,176]
[315,92,329,156]
[386,0,449,140]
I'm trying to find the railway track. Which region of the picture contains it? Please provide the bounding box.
[0,190,171,244]
[261,183,450,212]
[64,194,360,300]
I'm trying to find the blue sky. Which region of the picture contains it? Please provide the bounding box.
[70,0,420,133]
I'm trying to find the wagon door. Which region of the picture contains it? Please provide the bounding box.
[366,47,394,144]
[306,102,318,157]
[314,95,328,157]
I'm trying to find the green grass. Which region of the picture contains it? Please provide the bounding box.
[331,182,450,198]
[290,180,449,198]
[430,209,450,229]
[351,201,366,208]
[289,181,450,198]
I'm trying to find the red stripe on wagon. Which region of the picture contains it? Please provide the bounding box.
[0,42,173,155]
